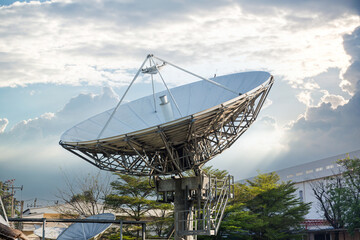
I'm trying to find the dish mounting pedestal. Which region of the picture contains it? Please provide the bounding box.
[156,173,234,240]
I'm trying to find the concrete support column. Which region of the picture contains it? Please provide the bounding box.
[174,179,193,240]
[157,175,208,240]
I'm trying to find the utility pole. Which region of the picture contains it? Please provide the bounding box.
[11,185,23,218]
[2,180,23,219]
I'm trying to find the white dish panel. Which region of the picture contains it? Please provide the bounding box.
[57,213,115,240]
[61,71,271,143]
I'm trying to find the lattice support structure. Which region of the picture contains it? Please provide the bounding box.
[59,76,273,176]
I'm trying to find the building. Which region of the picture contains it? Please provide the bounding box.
[274,149,360,220]
[241,149,360,239]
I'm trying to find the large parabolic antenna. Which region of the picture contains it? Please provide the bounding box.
[60,54,274,176]
[60,54,274,239]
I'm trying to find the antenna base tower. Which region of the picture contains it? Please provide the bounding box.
[156,173,234,239]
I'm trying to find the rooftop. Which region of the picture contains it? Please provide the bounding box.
[240,149,360,184]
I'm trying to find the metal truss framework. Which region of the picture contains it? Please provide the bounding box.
[60,75,273,176]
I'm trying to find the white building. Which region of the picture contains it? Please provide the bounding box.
[274,149,360,221]
[240,149,360,234]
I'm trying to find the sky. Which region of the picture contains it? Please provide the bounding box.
[0,0,359,207]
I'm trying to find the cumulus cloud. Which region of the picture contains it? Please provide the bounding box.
[277,92,360,167]
[236,0,360,17]
[0,87,119,200]
[0,0,358,90]
[0,86,118,143]
[0,0,359,196]
[0,118,9,132]
[296,91,313,107]
[342,26,360,95]
[262,99,273,109]
[270,27,360,169]
[211,115,288,179]
[320,90,348,109]
[296,89,348,109]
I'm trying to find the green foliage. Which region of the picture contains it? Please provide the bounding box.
[70,190,96,203]
[219,173,310,240]
[105,174,157,221]
[202,166,229,179]
[336,157,360,234]
[105,174,173,238]
[312,157,360,237]
[99,228,139,240]
[184,165,229,179]
[0,180,19,217]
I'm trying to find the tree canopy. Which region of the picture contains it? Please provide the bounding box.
[105,174,157,221]
[312,157,360,237]
[338,157,360,233]
[0,179,20,218]
[219,172,310,240]
[105,174,173,238]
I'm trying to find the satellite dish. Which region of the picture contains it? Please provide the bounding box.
[34,226,65,239]
[60,54,274,176]
[0,215,8,226]
[56,213,115,240]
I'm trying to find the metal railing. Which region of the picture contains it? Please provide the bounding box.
[8,217,147,240]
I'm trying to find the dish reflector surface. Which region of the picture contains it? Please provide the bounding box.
[61,71,270,143]
[60,55,274,176]
[0,215,8,226]
[34,226,65,239]
[57,213,115,240]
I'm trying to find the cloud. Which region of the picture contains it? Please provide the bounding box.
[211,115,288,179]
[296,91,313,107]
[296,89,348,109]
[0,0,359,195]
[0,0,358,89]
[342,26,360,95]
[235,0,360,17]
[262,99,273,109]
[280,92,360,165]
[320,90,348,109]
[0,86,119,143]
[0,118,9,132]
[269,27,360,169]
[0,86,120,200]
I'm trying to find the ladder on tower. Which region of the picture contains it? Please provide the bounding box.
[176,175,234,236]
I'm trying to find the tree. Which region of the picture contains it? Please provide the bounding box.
[219,173,310,240]
[105,174,156,221]
[311,174,346,240]
[0,180,28,240]
[337,157,360,234]
[185,165,229,179]
[312,157,360,238]
[0,181,12,217]
[149,202,173,237]
[56,171,112,217]
[0,180,21,218]
[105,174,173,238]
